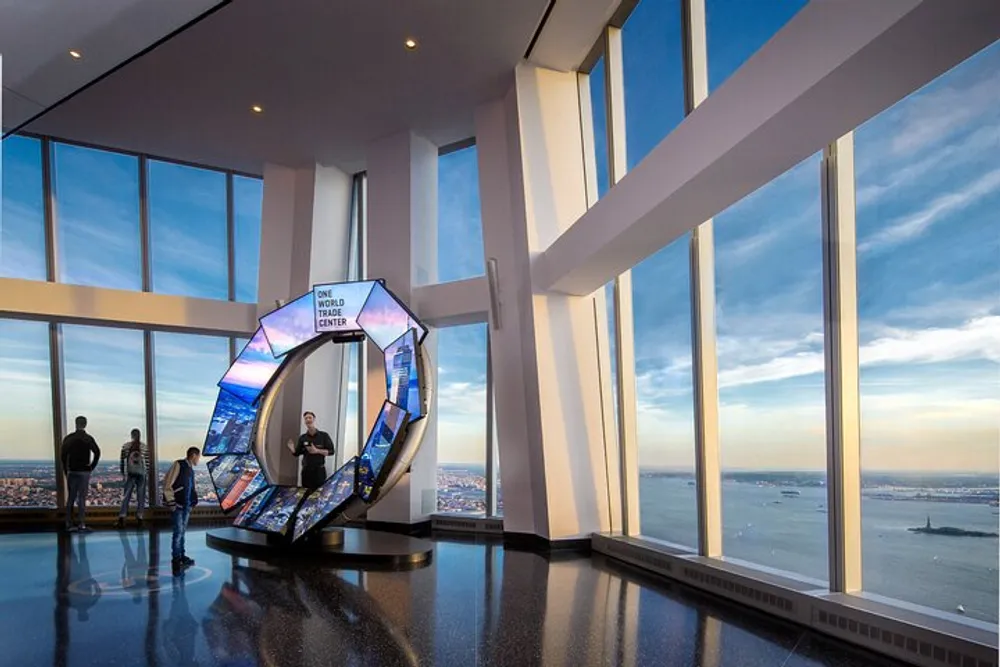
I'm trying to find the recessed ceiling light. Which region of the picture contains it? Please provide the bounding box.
[251,105,263,114]
[404,38,418,51]
[69,50,82,59]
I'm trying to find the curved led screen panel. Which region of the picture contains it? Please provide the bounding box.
[248,486,308,536]
[233,487,276,529]
[259,291,319,358]
[385,329,424,422]
[312,280,377,333]
[207,452,268,512]
[357,281,427,350]
[203,389,258,455]
[356,401,409,502]
[292,457,358,542]
[218,328,283,406]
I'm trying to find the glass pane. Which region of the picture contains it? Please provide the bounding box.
[342,342,361,461]
[714,153,826,580]
[54,143,141,290]
[706,0,807,92]
[856,41,1000,623]
[62,325,145,506]
[153,332,230,504]
[234,174,263,303]
[1,135,46,280]
[436,145,485,283]
[0,320,54,507]
[436,324,488,513]
[148,160,228,299]
[633,234,696,547]
[589,56,611,198]
[622,0,686,168]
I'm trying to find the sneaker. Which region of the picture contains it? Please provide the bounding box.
[180,556,195,567]
[115,518,125,529]
[171,558,184,576]
[77,525,92,533]
[65,525,78,533]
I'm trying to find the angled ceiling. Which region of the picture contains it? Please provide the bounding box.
[11,0,551,175]
[0,0,223,131]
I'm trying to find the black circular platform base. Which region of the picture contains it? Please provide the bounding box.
[206,527,433,570]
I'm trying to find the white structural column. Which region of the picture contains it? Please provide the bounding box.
[476,64,612,541]
[821,133,862,593]
[257,163,354,484]
[684,0,722,558]
[364,131,439,524]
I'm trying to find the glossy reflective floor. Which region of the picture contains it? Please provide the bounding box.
[0,528,911,667]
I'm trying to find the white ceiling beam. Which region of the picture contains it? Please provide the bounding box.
[533,0,1000,296]
[527,0,622,72]
[411,276,489,327]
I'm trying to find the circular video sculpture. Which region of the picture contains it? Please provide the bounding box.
[200,279,431,543]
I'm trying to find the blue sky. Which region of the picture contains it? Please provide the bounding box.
[1,0,996,477]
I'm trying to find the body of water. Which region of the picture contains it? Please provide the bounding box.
[639,476,999,623]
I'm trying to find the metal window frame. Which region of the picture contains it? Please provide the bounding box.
[485,331,497,517]
[821,133,862,593]
[682,0,723,558]
[603,25,641,537]
[4,130,262,513]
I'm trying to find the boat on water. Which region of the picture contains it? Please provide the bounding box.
[780,490,801,497]
[908,516,999,538]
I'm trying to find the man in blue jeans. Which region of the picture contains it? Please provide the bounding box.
[162,447,201,574]
[60,415,101,532]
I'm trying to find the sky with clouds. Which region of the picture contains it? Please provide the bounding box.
[0,0,995,479]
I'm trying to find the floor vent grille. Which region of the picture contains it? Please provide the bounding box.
[816,610,996,667]
[682,567,794,614]
[602,540,673,573]
[431,517,504,534]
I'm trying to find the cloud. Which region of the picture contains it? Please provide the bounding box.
[858,168,1000,254]
[713,315,999,389]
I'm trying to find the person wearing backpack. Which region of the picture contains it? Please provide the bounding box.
[116,429,149,528]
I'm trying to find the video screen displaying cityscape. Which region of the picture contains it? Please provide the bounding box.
[357,402,408,501]
[207,452,267,511]
[249,486,308,535]
[203,389,258,455]
[293,457,357,542]
[384,329,422,421]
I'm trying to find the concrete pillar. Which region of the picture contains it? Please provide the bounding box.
[257,163,353,484]
[475,64,612,541]
[364,131,439,524]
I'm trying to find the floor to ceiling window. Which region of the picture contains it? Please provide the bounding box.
[233,174,263,303]
[153,332,231,504]
[587,56,611,200]
[617,0,695,548]
[61,325,146,507]
[435,324,489,514]
[713,154,826,581]
[705,0,807,92]
[0,320,55,507]
[436,144,485,284]
[148,160,228,300]
[1,135,46,280]
[53,143,142,290]
[854,40,1000,624]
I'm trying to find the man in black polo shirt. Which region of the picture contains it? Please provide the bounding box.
[285,411,335,489]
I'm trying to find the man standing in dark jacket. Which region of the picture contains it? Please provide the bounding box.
[162,447,201,573]
[60,415,101,532]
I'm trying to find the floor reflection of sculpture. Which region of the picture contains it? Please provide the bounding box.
[202,559,418,667]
